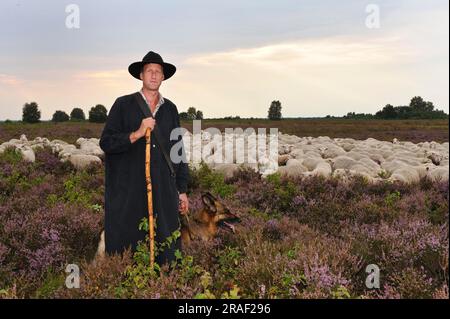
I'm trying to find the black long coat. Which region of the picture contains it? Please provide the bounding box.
[99,92,189,265]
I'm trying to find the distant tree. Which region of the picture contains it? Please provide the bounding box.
[89,104,108,123]
[184,107,204,120]
[52,110,70,122]
[195,110,204,120]
[425,101,435,112]
[70,108,86,121]
[373,97,447,120]
[375,104,397,119]
[409,96,427,111]
[187,107,197,120]
[179,112,189,121]
[344,112,374,119]
[224,115,241,120]
[22,102,41,123]
[268,100,282,120]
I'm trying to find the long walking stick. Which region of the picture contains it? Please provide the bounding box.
[145,127,155,269]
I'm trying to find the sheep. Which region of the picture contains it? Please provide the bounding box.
[66,154,102,170]
[427,166,449,182]
[349,164,374,177]
[15,145,35,162]
[213,163,241,180]
[309,162,332,177]
[278,162,308,177]
[285,158,303,167]
[301,157,324,171]
[278,154,291,166]
[2,133,448,185]
[332,156,358,170]
[389,168,421,183]
[322,146,346,159]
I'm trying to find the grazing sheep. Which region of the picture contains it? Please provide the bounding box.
[3,133,448,184]
[289,148,304,159]
[389,168,421,184]
[66,154,102,169]
[15,145,35,162]
[278,154,290,166]
[301,157,324,171]
[278,162,308,177]
[428,166,449,182]
[286,158,303,167]
[213,163,241,180]
[309,162,332,177]
[332,156,358,170]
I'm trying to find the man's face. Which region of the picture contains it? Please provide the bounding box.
[140,63,164,91]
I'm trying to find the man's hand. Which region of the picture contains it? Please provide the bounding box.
[178,193,189,215]
[136,117,156,139]
[130,118,156,143]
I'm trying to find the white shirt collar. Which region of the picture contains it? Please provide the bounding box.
[139,88,165,117]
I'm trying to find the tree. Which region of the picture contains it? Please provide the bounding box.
[179,112,189,121]
[425,101,434,112]
[70,108,86,121]
[52,110,70,122]
[195,110,204,120]
[89,104,108,123]
[268,100,282,120]
[187,107,197,120]
[409,96,427,111]
[375,104,397,119]
[22,102,41,123]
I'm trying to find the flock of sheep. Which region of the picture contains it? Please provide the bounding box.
[183,131,449,183]
[1,132,448,183]
[0,134,103,169]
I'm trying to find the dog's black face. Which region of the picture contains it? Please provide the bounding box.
[201,192,240,232]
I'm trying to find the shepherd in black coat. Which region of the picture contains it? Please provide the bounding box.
[99,51,189,266]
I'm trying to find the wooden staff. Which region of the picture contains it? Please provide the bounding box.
[145,127,155,268]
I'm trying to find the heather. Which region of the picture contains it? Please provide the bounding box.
[0,149,448,299]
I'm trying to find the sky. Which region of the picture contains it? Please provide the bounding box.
[0,0,448,120]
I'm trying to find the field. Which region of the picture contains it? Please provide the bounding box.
[1,118,449,144]
[0,119,448,299]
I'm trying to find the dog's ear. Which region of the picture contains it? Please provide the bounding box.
[202,193,217,214]
[203,191,217,201]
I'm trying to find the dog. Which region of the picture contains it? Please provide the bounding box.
[94,192,239,260]
[180,192,240,246]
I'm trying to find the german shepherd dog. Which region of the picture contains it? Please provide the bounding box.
[180,192,240,246]
[94,192,239,260]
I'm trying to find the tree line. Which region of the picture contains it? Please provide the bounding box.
[20,102,108,123]
[18,103,206,124]
[10,96,448,124]
[342,96,448,120]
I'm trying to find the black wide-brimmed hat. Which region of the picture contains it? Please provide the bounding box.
[128,51,176,81]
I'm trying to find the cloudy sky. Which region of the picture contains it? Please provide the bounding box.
[0,0,448,120]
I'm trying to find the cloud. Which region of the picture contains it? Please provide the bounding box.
[74,69,128,80]
[165,34,423,117]
[184,35,418,69]
[0,74,23,86]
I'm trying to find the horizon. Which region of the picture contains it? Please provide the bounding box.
[0,0,448,121]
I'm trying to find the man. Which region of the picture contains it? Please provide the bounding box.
[99,51,189,265]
